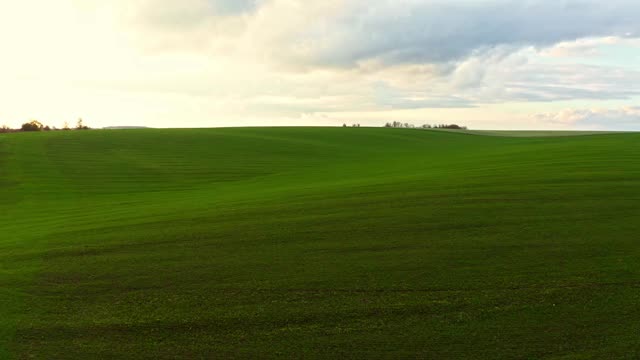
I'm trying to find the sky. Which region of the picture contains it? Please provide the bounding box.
[1,0,640,130]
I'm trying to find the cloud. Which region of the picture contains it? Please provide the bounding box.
[127,1,640,67]
[541,36,640,58]
[533,107,640,130]
[263,0,640,68]
[138,0,262,27]
[115,0,640,109]
[211,0,262,15]
[2,0,640,129]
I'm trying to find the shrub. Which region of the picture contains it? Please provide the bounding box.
[0,125,13,133]
[21,120,44,132]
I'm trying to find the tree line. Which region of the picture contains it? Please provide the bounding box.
[0,119,90,133]
[383,121,467,130]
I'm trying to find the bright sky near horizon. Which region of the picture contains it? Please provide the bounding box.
[1,0,640,130]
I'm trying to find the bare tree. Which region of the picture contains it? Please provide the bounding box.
[76,118,90,130]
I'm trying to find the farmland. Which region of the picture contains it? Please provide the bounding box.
[2,128,640,358]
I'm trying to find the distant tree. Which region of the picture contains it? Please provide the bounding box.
[386,121,416,129]
[21,120,44,132]
[62,121,70,130]
[343,123,347,128]
[0,125,12,133]
[76,118,90,130]
[384,121,455,130]
[431,124,467,130]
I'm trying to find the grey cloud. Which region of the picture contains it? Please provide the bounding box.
[135,1,640,68]
[139,0,262,31]
[116,0,640,115]
[210,0,262,15]
[500,62,640,102]
[295,0,640,67]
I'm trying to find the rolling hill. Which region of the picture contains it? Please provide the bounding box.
[2,127,640,359]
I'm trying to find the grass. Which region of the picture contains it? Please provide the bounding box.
[2,127,640,359]
[434,129,624,137]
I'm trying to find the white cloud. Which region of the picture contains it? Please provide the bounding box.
[541,36,640,58]
[533,107,640,130]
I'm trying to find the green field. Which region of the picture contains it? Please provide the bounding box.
[2,127,640,359]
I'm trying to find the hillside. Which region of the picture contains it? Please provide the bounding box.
[2,128,640,359]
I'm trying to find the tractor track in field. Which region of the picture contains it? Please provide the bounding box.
[209,281,640,294]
